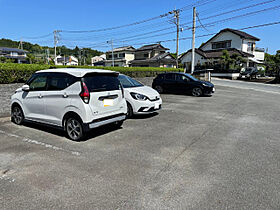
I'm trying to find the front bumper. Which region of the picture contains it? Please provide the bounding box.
[134,98,162,114]
[83,113,126,132]
[204,87,215,95]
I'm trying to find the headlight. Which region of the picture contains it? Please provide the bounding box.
[130,92,148,101]
[202,83,210,87]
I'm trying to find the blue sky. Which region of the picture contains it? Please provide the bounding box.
[0,0,279,54]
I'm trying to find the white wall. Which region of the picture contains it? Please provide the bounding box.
[180,52,205,65]
[200,31,242,51]
[253,51,265,61]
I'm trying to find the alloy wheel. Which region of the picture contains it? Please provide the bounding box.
[12,106,23,125]
[192,87,203,97]
[66,118,83,141]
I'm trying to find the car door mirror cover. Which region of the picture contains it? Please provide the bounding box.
[22,84,30,92]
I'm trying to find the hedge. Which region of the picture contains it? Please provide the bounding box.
[0,63,183,84]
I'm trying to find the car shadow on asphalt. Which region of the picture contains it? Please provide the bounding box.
[22,120,123,142]
[130,112,159,119]
[21,113,159,142]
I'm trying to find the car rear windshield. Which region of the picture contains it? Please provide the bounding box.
[83,74,121,92]
[118,75,144,88]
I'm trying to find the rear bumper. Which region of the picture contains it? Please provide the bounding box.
[83,113,126,132]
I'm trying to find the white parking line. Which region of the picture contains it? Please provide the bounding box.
[0,129,81,156]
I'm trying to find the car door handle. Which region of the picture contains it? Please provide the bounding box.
[38,94,43,99]
[62,93,68,98]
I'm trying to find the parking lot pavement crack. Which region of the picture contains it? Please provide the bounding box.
[0,129,81,156]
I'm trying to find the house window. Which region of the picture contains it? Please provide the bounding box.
[108,55,112,59]
[212,41,231,50]
[144,53,149,58]
[247,42,254,52]
[119,53,125,58]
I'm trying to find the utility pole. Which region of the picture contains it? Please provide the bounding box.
[190,7,196,74]
[107,39,114,67]
[53,30,61,65]
[18,38,23,50]
[169,9,180,68]
[46,49,50,65]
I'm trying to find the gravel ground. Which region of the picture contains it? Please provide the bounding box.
[0,83,23,117]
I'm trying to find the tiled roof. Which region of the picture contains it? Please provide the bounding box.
[221,28,260,41]
[107,46,135,53]
[136,44,169,51]
[180,48,254,60]
[0,47,28,53]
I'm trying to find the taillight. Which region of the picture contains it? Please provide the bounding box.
[80,81,90,104]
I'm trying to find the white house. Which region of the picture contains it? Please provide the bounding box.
[104,46,135,67]
[180,28,265,71]
[129,44,176,68]
[0,47,28,63]
[91,54,106,66]
[56,55,78,66]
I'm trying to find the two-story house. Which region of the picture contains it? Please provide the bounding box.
[130,44,176,68]
[180,28,265,71]
[0,47,28,63]
[56,55,78,66]
[104,46,135,67]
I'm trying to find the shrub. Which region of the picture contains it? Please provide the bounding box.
[0,63,182,83]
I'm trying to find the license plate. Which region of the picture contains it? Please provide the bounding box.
[103,99,113,107]
[241,76,246,78]
[213,87,215,92]
[154,102,160,109]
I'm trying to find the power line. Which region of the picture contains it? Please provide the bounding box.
[61,0,277,47]
[60,0,217,33]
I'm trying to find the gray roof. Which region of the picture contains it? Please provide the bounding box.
[180,48,254,60]
[0,47,28,53]
[222,28,260,41]
[107,46,135,53]
[130,52,176,64]
[136,44,169,51]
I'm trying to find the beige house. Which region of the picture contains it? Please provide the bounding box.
[104,46,135,67]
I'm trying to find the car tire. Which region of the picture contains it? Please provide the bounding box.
[192,87,203,97]
[126,102,133,118]
[11,105,24,125]
[65,117,84,141]
[155,85,163,94]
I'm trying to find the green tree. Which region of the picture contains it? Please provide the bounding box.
[220,50,233,70]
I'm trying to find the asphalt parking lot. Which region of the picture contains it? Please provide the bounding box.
[1,78,280,209]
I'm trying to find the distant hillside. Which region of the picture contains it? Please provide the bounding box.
[0,38,103,61]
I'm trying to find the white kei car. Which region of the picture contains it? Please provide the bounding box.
[118,74,162,117]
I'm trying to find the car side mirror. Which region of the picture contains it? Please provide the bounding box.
[22,84,30,92]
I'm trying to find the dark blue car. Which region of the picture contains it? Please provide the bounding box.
[152,72,215,96]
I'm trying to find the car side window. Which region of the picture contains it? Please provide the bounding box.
[157,74,164,80]
[47,73,78,91]
[176,74,190,82]
[165,74,175,80]
[29,75,47,91]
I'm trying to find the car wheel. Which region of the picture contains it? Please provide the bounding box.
[192,87,203,97]
[155,85,163,93]
[126,102,133,118]
[65,117,84,141]
[11,105,24,125]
